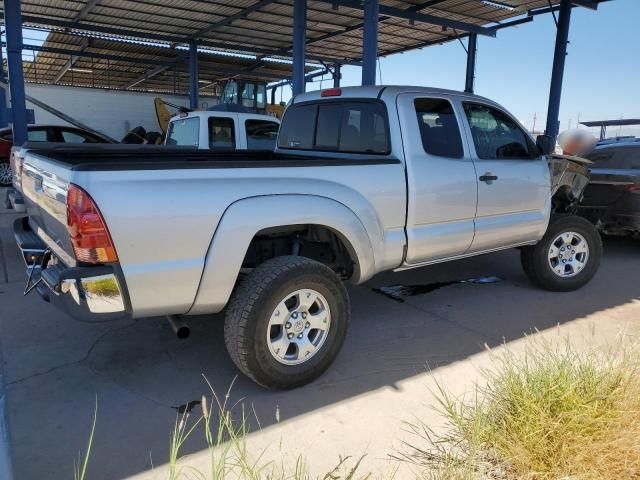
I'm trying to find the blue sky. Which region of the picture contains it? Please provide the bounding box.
[302,0,639,138]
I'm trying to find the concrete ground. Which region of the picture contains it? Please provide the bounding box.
[1,186,639,479]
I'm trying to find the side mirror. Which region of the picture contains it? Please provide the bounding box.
[536,134,555,156]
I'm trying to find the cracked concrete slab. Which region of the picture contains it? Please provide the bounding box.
[1,192,640,479]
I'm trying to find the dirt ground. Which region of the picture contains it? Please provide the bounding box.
[1,187,639,479]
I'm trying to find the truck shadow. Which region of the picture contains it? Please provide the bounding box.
[3,232,640,480]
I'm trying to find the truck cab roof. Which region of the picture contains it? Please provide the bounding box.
[291,85,497,107]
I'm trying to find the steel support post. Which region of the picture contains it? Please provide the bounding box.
[292,0,307,95]
[0,32,7,128]
[545,0,572,143]
[333,63,341,88]
[188,40,199,109]
[361,0,379,86]
[464,33,477,94]
[3,0,28,144]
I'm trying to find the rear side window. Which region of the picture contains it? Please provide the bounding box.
[166,117,199,147]
[27,129,48,141]
[414,98,463,158]
[463,103,536,159]
[209,117,235,148]
[60,130,103,144]
[246,120,279,149]
[278,101,390,154]
[588,148,640,169]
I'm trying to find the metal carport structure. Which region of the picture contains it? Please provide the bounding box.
[1,0,610,146]
[14,31,315,96]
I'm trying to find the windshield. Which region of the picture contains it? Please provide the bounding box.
[166,117,199,147]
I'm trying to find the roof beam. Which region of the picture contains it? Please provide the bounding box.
[410,0,449,8]
[124,65,172,90]
[70,0,100,24]
[572,0,598,9]
[20,14,355,65]
[311,0,496,37]
[19,43,176,67]
[52,0,100,83]
[190,0,277,39]
[124,50,189,89]
[53,37,90,83]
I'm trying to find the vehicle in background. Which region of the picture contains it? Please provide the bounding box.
[0,125,112,186]
[596,136,638,146]
[165,110,280,150]
[578,142,640,237]
[14,86,599,390]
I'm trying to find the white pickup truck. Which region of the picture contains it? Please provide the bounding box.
[14,86,599,390]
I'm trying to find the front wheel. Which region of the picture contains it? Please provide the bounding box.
[0,161,12,186]
[521,216,602,292]
[224,256,350,390]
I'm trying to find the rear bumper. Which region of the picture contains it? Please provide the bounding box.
[13,217,130,322]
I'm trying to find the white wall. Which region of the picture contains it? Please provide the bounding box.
[24,84,217,141]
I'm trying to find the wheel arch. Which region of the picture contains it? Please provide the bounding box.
[187,194,377,315]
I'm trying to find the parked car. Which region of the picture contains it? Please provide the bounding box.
[0,125,112,186]
[14,86,600,390]
[578,141,640,236]
[165,110,280,150]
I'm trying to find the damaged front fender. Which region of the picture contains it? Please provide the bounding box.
[549,154,592,214]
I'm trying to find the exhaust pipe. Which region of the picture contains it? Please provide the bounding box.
[167,315,190,339]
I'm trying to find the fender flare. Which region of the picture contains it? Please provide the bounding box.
[187,194,376,315]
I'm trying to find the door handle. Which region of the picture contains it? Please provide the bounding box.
[479,173,498,183]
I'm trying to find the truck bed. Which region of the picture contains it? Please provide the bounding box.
[23,143,396,171]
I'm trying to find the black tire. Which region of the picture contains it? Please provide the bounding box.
[224,256,350,390]
[0,160,12,186]
[521,215,602,292]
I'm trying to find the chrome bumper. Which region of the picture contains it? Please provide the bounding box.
[14,217,130,322]
[38,265,129,322]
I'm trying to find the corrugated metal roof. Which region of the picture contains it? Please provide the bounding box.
[7,1,599,62]
[20,31,314,95]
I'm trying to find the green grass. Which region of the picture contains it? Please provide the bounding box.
[166,376,372,480]
[74,396,98,480]
[74,338,640,479]
[397,337,640,480]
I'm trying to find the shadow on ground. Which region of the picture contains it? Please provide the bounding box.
[1,191,639,479]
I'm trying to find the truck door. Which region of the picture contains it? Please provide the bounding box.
[397,93,478,264]
[459,102,550,252]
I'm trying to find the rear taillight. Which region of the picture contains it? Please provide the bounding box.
[629,185,640,194]
[66,184,118,264]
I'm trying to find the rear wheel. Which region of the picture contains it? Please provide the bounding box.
[224,256,350,390]
[0,161,11,186]
[521,216,602,292]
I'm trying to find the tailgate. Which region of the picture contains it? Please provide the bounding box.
[21,152,76,266]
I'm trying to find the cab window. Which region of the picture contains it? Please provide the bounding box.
[463,103,536,159]
[278,101,390,155]
[166,117,199,147]
[246,120,279,150]
[209,117,235,148]
[414,98,463,158]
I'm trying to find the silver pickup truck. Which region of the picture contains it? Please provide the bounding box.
[14,86,599,390]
